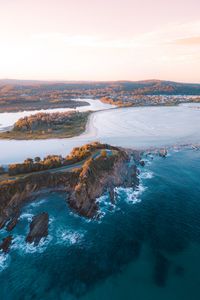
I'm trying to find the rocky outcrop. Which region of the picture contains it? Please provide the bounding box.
[68,149,138,218]
[6,213,19,232]
[26,212,49,245]
[0,144,139,228]
[0,170,80,231]
[140,160,145,167]
[159,149,168,158]
[0,236,12,254]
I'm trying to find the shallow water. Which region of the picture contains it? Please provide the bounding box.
[1,148,200,299]
[0,103,200,164]
[0,98,115,131]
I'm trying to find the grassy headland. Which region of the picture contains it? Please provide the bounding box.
[0,111,90,140]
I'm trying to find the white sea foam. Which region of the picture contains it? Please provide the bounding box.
[56,228,85,245]
[49,216,55,225]
[139,171,154,179]
[143,159,153,166]
[19,213,34,222]
[12,234,52,254]
[0,253,10,272]
[28,199,46,208]
[96,194,118,220]
[116,184,146,205]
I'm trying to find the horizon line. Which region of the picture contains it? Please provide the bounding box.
[1,78,200,85]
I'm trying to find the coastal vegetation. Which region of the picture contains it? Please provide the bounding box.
[0,79,200,112]
[0,143,137,235]
[100,97,133,107]
[4,142,120,176]
[0,111,90,140]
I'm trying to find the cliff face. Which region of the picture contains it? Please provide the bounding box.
[0,145,139,234]
[68,150,138,218]
[0,170,80,230]
[0,236,12,253]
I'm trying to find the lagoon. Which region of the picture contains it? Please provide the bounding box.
[0,102,200,164]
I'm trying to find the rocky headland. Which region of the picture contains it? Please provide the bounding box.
[0,142,140,248]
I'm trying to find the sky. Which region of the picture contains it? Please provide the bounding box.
[0,0,200,82]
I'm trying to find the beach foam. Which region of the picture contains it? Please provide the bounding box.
[56,228,85,245]
[0,253,10,272]
[12,234,53,254]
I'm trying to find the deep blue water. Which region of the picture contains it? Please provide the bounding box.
[0,148,200,300]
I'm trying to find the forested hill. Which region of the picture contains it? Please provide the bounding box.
[0,79,200,95]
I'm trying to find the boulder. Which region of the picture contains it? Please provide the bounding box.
[139,160,145,167]
[0,236,12,254]
[6,212,20,232]
[159,149,167,158]
[26,212,49,246]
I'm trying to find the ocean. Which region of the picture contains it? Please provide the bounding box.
[1,147,200,299]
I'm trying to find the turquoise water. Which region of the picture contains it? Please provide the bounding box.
[0,148,200,299]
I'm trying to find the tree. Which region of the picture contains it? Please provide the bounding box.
[34,157,41,163]
[101,150,107,158]
[24,158,34,164]
[0,165,5,175]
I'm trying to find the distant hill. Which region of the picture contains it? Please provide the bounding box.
[0,79,200,95]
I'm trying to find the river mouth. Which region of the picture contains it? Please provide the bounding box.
[0,102,200,164]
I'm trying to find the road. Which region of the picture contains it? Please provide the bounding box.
[0,149,113,182]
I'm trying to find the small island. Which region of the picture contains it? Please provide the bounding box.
[0,111,90,139]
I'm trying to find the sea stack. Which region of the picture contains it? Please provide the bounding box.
[26,212,49,246]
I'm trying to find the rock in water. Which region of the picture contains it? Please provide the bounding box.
[0,236,12,254]
[6,212,20,232]
[159,149,168,158]
[139,160,145,167]
[108,187,115,204]
[26,212,49,246]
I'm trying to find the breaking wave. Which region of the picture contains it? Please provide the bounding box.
[0,253,10,272]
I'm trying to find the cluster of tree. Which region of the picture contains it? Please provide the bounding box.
[66,142,115,163]
[0,166,5,175]
[8,142,121,176]
[74,150,120,196]
[8,155,65,176]
[13,111,87,132]
[100,97,132,107]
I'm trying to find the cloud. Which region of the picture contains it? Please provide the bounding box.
[31,20,200,50]
[174,36,200,45]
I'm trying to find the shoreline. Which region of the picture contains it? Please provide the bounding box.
[0,111,90,140]
[0,100,90,114]
[0,101,197,140]
[0,102,200,164]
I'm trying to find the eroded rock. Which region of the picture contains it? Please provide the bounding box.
[159,149,168,158]
[68,149,139,218]
[0,236,12,254]
[139,160,145,167]
[26,212,49,246]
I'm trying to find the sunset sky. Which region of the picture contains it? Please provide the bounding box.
[0,0,200,82]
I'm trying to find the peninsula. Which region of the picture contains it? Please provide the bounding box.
[0,142,139,248]
[0,111,90,139]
